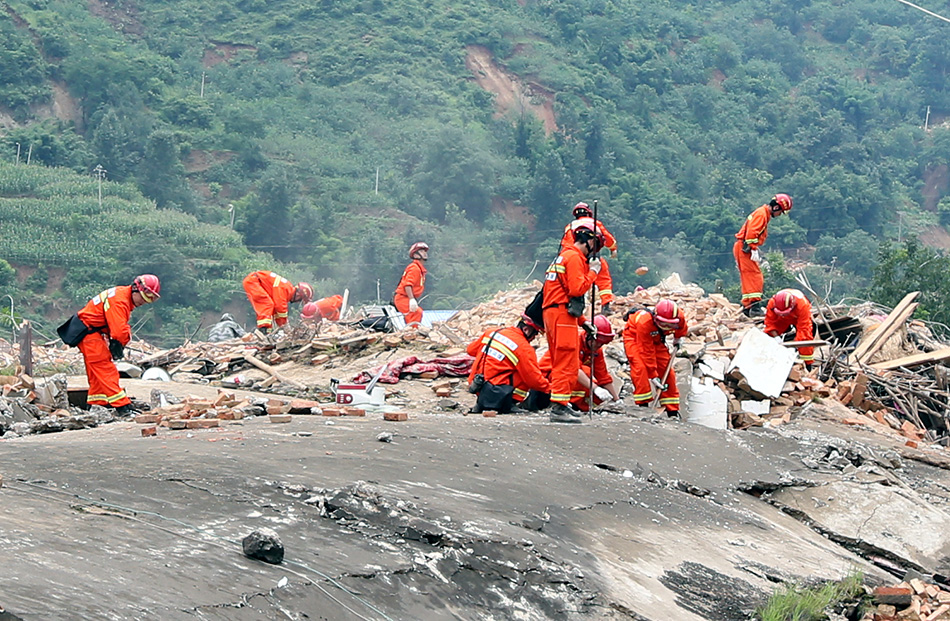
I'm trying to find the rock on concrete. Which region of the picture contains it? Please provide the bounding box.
[242,528,284,564]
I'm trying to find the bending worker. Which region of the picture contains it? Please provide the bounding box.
[623,299,688,418]
[543,217,603,424]
[57,274,161,414]
[394,242,428,326]
[242,270,313,334]
[301,294,344,323]
[561,202,619,312]
[207,313,246,342]
[734,193,793,316]
[764,288,815,369]
[466,314,549,414]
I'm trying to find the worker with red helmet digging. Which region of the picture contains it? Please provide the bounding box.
[301,294,344,323]
[57,274,161,414]
[542,218,603,423]
[394,242,428,327]
[242,271,312,335]
[734,193,793,317]
[539,314,621,413]
[465,314,549,414]
[560,202,619,313]
[623,299,688,418]
[764,288,815,369]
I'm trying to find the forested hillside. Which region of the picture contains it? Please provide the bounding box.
[3,0,950,337]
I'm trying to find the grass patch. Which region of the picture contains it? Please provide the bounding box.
[758,571,865,621]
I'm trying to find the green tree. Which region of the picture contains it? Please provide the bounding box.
[137,130,195,212]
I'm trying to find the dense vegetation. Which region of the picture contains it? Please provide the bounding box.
[3,0,950,339]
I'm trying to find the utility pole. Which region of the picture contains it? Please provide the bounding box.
[14,143,20,166]
[93,164,107,209]
[926,105,931,131]
[200,72,206,98]
[26,144,32,165]
[228,203,235,228]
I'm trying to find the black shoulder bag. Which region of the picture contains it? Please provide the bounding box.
[470,331,516,413]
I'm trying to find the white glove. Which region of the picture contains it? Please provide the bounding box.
[613,398,625,407]
[408,298,419,313]
[593,386,611,402]
[589,257,602,274]
[649,377,666,392]
[773,335,784,344]
[750,249,761,263]
[610,249,618,259]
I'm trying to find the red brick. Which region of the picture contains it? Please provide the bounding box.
[384,411,408,421]
[141,426,157,437]
[322,408,342,417]
[873,586,913,606]
[134,414,161,424]
[167,419,188,429]
[342,407,365,417]
[185,419,220,429]
[269,414,292,424]
[288,399,320,413]
[482,411,497,418]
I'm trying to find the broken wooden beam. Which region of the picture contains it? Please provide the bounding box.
[243,352,307,389]
[849,292,920,366]
[870,346,950,371]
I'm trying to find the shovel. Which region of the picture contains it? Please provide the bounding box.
[649,344,676,410]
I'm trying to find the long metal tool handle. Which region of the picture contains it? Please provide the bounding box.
[649,344,676,409]
[587,199,599,419]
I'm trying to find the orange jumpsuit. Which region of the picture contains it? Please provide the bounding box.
[315,295,343,321]
[467,327,549,402]
[623,309,688,413]
[76,286,135,408]
[734,204,773,309]
[542,245,597,406]
[243,271,297,330]
[539,330,613,411]
[764,289,815,366]
[561,220,617,305]
[393,259,426,325]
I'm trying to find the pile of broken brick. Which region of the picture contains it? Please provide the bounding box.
[868,577,950,620]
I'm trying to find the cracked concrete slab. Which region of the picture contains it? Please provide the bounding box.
[0,394,944,619]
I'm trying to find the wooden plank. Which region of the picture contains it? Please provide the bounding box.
[243,352,307,389]
[870,346,950,371]
[848,292,920,365]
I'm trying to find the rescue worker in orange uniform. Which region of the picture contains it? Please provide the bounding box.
[543,218,603,423]
[242,271,313,334]
[623,299,688,417]
[301,294,344,323]
[71,275,161,413]
[394,242,428,326]
[466,314,549,413]
[560,202,619,312]
[734,193,793,316]
[539,314,620,412]
[765,288,815,369]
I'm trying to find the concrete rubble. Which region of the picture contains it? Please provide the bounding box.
[2,274,950,618]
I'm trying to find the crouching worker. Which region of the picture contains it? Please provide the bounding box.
[623,299,687,417]
[208,313,246,342]
[301,294,344,323]
[466,314,549,414]
[57,274,161,414]
[538,315,621,413]
[765,289,815,369]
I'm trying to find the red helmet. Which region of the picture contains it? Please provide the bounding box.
[132,274,161,303]
[772,289,799,316]
[572,202,592,219]
[409,242,429,259]
[296,282,314,303]
[771,193,793,212]
[591,314,615,344]
[571,217,606,251]
[301,302,318,319]
[520,313,543,333]
[654,299,682,330]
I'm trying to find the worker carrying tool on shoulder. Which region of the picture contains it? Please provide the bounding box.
[466,314,549,414]
[560,202,619,312]
[764,288,815,369]
[623,299,688,418]
[543,217,603,424]
[242,271,312,334]
[57,274,161,414]
[301,294,344,323]
[734,193,793,317]
[394,242,428,327]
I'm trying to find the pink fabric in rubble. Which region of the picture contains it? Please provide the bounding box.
[352,354,475,384]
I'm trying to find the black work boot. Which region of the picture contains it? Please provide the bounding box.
[115,403,137,415]
[549,402,582,423]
